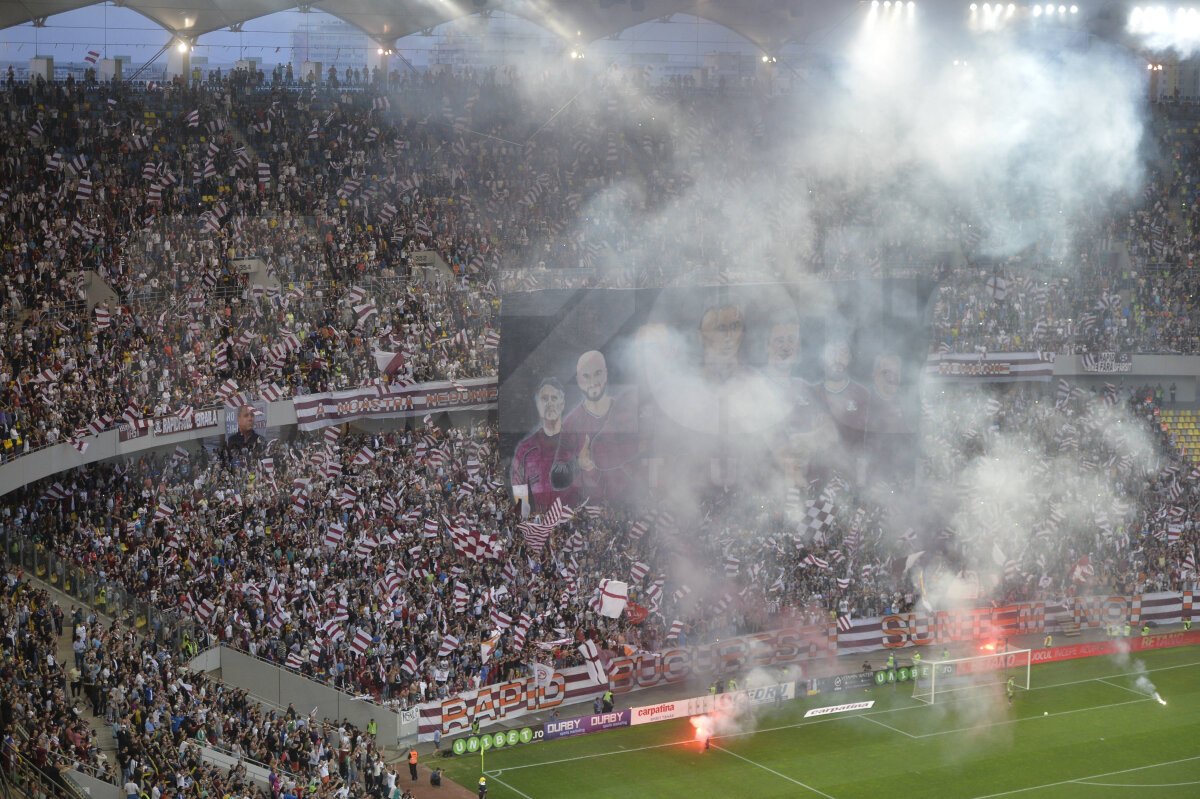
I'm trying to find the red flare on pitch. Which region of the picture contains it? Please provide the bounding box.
[690,715,712,745]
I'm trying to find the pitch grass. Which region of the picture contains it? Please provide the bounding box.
[438,645,1200,798]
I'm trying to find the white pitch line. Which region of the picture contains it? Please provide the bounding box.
[1096,677,1152,697]
[1076,779,1200,788]
[710,744,837,799]
[910,696,1151,739]
[484,770,536,799]
[857,714,917,738]
[966,755,1200,798]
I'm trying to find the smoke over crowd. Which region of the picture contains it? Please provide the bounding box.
[500,5,1160,621]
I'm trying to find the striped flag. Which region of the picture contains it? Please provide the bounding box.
[85,50,100,64]
[353,303,378,326]
[489,608,513,630]
[185,110,200,127]
[483,329,500,349]
[85,414,113,436]
[401,652,419,675]
[94,306,111,329]
[437,635,461,658]
[195,598,216,624]
[352,447,376,467]
[324,523,346,547]
[666,620,684,641]
[836,615,853,633]
[350,629,372,656]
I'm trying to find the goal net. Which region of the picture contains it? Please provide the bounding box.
[911,648,1032,705]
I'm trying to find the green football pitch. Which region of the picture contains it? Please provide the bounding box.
[438,646,1200,798]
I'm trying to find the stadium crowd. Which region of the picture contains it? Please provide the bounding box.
[0,63,1198,793]
[0,560,416,799]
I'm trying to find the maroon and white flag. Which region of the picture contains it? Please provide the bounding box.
[596,579,628,619]
[350,629,372,656]
[578,639,607,685]
[372,347,406,375]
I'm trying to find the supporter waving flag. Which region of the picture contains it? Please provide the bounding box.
[578,639,607,684]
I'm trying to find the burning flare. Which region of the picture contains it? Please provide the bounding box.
[691,714,713,747]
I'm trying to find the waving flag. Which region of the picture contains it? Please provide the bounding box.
[353,302,379,326]
[596,579,628,618]
[372,347,406,375]
[350,629,372,656]
[578,639,607,685]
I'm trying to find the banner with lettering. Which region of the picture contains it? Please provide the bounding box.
[1080,352,1133,373]
[924,351,1055,382]
[118,408,221,442]
[832,591,1191,653]
[293,377,498,431]
[543,710,631,740]
[415,592,1191,740]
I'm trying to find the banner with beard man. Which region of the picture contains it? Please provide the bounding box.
[499,281,932,512]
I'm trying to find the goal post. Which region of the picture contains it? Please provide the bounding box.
[912,648,1032,705]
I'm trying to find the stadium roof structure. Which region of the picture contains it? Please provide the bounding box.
[0,1,1135,55]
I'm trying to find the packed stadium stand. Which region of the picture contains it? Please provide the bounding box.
[1,1,1200,797]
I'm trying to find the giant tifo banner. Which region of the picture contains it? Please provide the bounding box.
[293,377,498,431]
[499,281,934,514]
[924,351,1056,382]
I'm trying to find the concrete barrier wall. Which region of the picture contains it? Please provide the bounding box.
[196,744,277,789]
[0,400,295,497]
[67,768,122,799]
[211,647,417,746]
